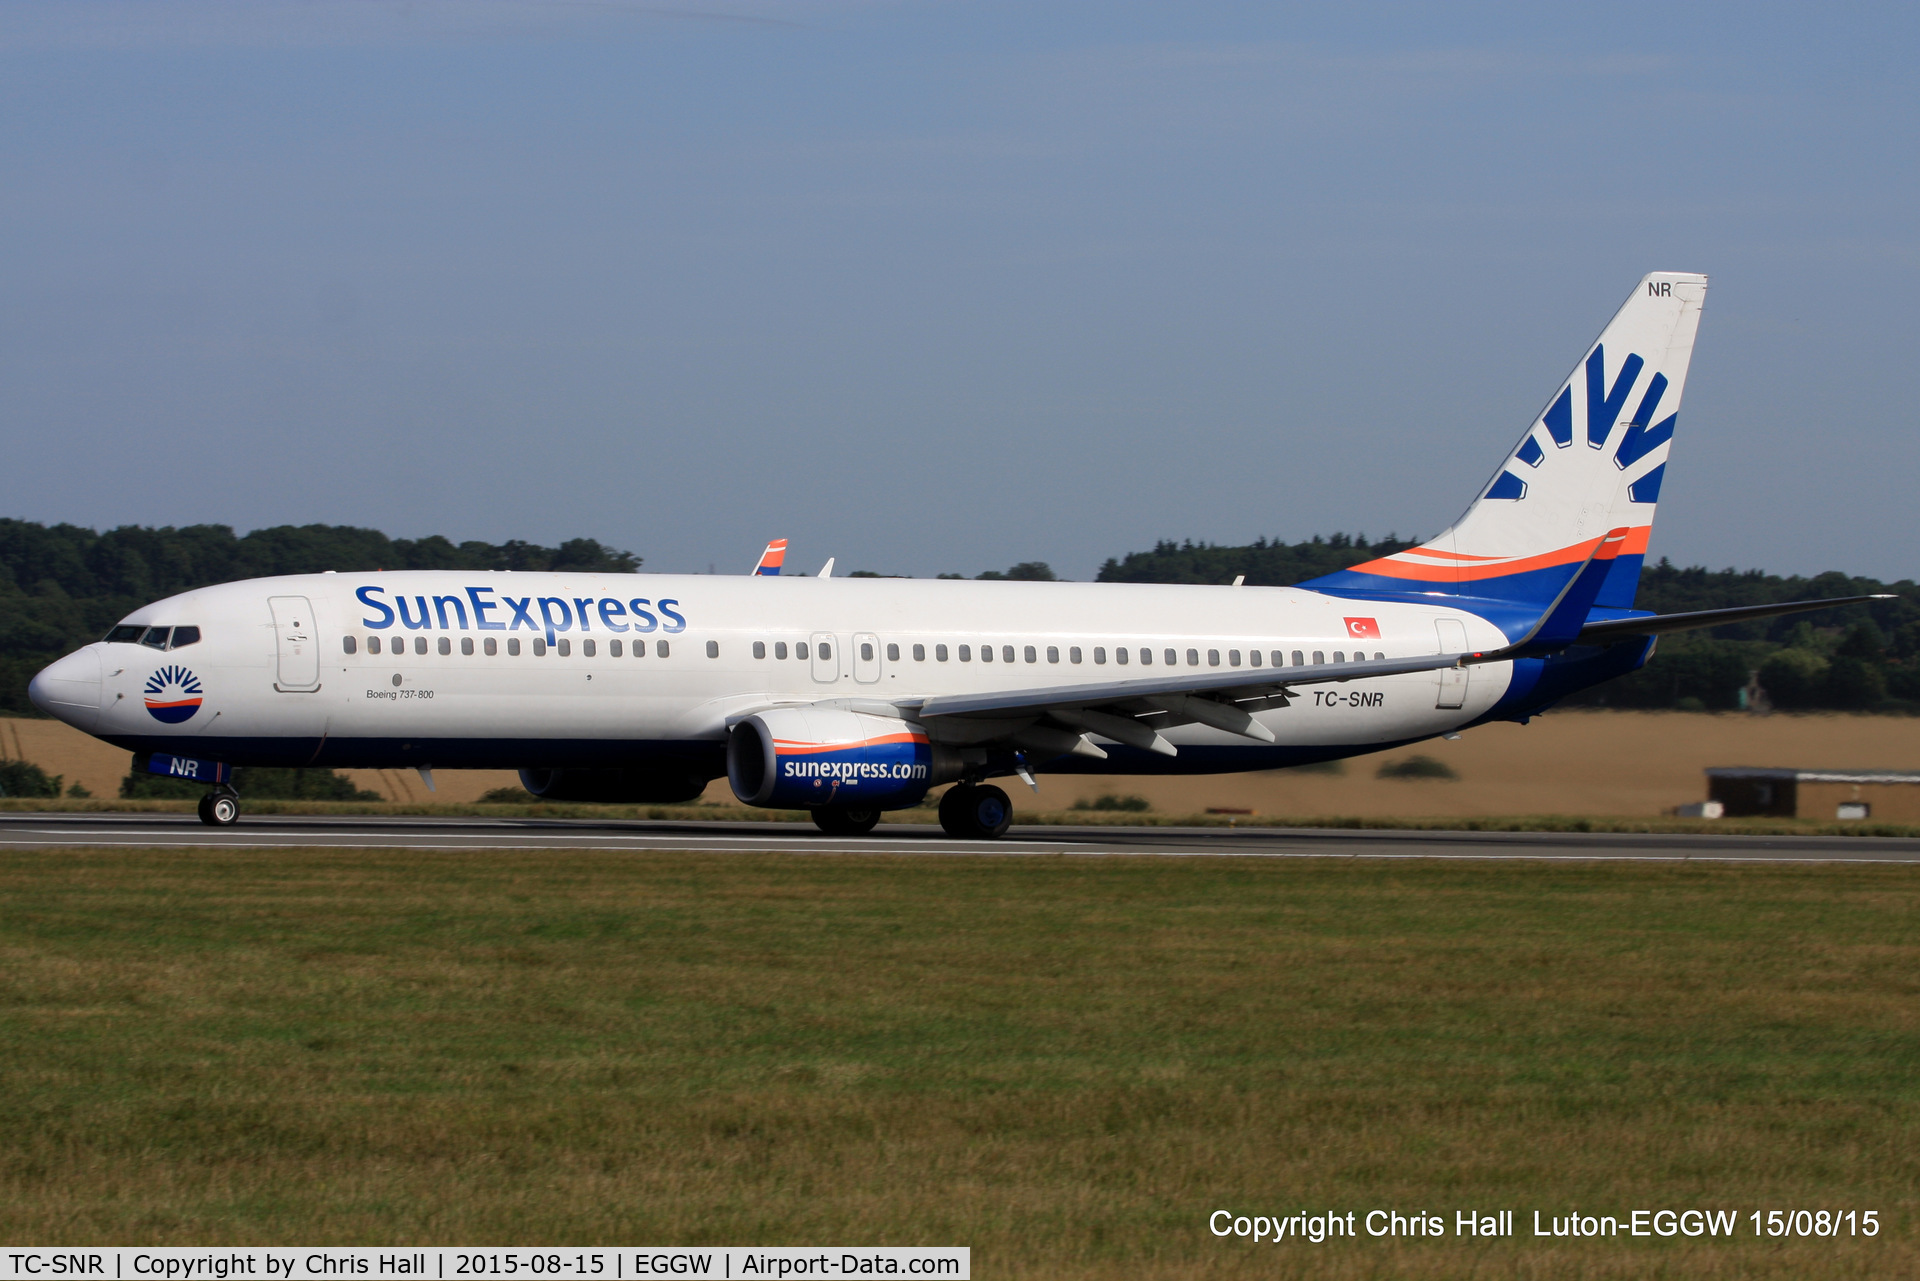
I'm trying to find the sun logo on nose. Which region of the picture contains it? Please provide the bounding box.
[143,664,204,723]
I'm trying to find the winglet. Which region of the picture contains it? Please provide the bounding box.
[817,558,835,578]
[751,539,788,576]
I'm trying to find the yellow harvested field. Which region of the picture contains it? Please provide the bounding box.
[1030,711,1920,817]
[6,709,1918,817]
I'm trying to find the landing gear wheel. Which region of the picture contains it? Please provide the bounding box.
[197,792,240,827]
[812,807,881,836]
[938,784,1012,840]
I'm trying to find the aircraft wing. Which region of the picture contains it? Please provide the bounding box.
[1575,594,1893,644]
[893,652,1468,755]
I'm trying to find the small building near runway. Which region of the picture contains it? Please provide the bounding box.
[1705,767,1920,821]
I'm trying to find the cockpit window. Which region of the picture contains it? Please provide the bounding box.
[107,624,202,649]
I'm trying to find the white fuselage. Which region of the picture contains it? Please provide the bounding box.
[35,570,1514,780]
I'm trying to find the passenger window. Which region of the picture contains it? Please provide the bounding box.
[368,636,382,655]
[775,642,788,660]
[887,643,900,662]
[958,645,971,662]
[508,638,521,656]
[1229,650,1241,667]
[1312,651,1324,664]
[142,627,170,649]
[1093,647,1106,664]
[1168,649,1180,666]
[485,638,498,656]
[1026,646,1038,664]
[343,636,358,655]
[610,639,622,657]
[1333,651,1344,663]
[557,639,571,657]
[632,639,645,657]
[1003,645,1016,663]
[981,645,993,663]
[706,640,719,658]
[461,637,474,655]
[534,639,548,656]
[1248,649,1260,667]
[1139,648,1151,665]
[170,626,201,649]
[796,642,809,660]
[414,636,428,655]
[1292,651,1305,666]
[105,625,146,644]
[819,642,831,660]
[438,637,451,656]
[1068,647,1080,664]
[656,640,669,657]
[1207,649,1219,667]
[860,642,874,662]
[1046,646,1059,663]
[583,639,596,657]
[753,641,767,659]
[912,644,925,661]
[1375,651,1385,661]
[934,644,948,662]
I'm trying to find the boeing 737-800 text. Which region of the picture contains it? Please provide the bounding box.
[28,273,1883,835]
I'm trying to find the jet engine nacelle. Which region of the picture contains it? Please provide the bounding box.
[517,766,709,804]
[727,707,960,810]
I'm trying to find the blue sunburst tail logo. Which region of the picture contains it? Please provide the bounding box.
[143,664,204,723]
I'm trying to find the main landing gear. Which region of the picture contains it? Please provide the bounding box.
[938,784,1013,841]
[812,806,882,836]
[197,788,240,827]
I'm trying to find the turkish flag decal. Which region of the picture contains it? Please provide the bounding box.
[1344,617,1382,640]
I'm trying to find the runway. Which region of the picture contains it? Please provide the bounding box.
[4,812,1920,862]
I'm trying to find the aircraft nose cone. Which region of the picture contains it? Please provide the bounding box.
[28,647,103,732]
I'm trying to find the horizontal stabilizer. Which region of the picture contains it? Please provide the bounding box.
[1575,595,1894,644]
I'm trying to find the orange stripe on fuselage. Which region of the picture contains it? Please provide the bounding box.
[1397,547,1511,562]
[772,732,929,756]
[1340,527,1650,583]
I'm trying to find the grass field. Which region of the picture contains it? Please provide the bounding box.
[2,846,1915,1278]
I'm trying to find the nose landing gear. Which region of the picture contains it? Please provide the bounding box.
[197,788,240,826]
[937,784,1013,840]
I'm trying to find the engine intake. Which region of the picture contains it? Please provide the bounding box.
[728,707,958,810]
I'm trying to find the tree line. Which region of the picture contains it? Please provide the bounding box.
[2,519,1916,715]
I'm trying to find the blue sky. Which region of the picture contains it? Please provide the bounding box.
[3,2,1915,580]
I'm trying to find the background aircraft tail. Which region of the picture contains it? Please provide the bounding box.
[1306,272,1707,610]
[752,539,788,576]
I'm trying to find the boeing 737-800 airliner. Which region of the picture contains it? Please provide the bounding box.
[28,273,1884,836]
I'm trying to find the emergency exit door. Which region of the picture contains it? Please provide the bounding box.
[810,632,840,683]
[853,632,881,683]
[269,596,322,692]
[1434,618,1468,710]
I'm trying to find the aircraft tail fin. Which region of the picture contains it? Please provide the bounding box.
[1305,272,1707,609]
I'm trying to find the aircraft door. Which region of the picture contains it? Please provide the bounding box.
[853,632,881,684]
[1433,618,1468,710]
[810,632,840,684]
[269,595,322,692]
